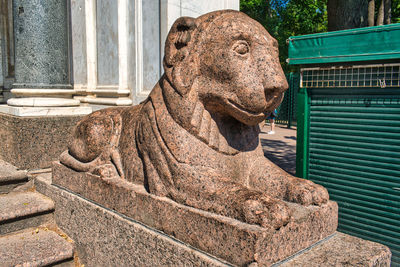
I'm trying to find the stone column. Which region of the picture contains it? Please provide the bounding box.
[2,0,90,116]
[0,35,3,103]
[0,0,14,103]
[0,0,90,169]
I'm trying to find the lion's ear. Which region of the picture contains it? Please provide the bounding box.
[164,17,198,96]
[164,17,197,67]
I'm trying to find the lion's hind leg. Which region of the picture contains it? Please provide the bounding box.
[60,108,125,179]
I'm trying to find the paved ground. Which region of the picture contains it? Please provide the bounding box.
[260,124,297,175]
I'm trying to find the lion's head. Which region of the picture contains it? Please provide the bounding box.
[163,10,288,127]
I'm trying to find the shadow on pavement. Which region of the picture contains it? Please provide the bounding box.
[260,125,297,176]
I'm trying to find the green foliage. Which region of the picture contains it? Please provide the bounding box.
[393,0,400,23]
[241,0,400,71]
[240,0,270,27]
[240,0,327,71]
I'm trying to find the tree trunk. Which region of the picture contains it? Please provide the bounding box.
[328,0,369,31]
[368,0,375,26]
[376,0,384,25]
[384,0,391,24]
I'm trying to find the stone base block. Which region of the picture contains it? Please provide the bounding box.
[279,232,391,267]
[0,112,86,169]
[52,162,339,266]
[35,174,230,267]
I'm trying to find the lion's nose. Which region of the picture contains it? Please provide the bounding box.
[264,75,288,94]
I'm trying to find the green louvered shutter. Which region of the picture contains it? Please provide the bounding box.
[308,98,400,266]
[300,64,400,266]
[288,25,400,266]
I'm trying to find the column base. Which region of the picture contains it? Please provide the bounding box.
[7,97,80,107]
[1,97,93,117]
[0,105,92,117]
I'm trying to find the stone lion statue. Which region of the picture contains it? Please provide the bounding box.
[60,10,328,229]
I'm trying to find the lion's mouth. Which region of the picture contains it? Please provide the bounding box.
[224,91,284,125]
[226,99,265,117]
[268,91,285,110]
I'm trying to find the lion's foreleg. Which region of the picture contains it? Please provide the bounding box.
[249,157,329,206]
[110,148,124,179]
[170,173,291,229]
[60,150,101,172]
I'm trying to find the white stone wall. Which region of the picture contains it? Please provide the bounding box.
[69,0,239,106]
[1,0,239,107]
[161,0,239,33]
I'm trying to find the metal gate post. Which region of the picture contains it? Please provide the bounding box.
[295,86,309,178]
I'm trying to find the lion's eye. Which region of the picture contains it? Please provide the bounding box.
[233,41,249,55]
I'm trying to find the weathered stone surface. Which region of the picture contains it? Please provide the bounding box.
[279,232,391,267]
[0,227,74,267]
[0,159,28,193]
[36,174,231,267]
[53,162,338,266]
[0,112,84,169]
[60,10,329,231]
[0,191,54,235]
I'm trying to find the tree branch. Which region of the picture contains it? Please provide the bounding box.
[368,0,375,26]
[384,0,391,24]
[376,0,384,25]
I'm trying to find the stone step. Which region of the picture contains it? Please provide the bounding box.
[277,232,391,267]
[0,191,55,235]
[0,227,75,267]
[0,159,28,194]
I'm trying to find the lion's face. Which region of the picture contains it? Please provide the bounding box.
[195,13,288,125]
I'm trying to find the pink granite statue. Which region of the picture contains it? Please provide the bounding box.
[60,10,328,229]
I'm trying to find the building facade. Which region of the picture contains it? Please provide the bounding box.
[0,0,239,110]
[0,0,239,169]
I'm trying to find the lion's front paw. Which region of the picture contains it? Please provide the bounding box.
[92,163,120,179]
[243,195,291,229]
[287,179,329,206]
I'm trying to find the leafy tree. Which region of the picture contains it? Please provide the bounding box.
[393,0,400,22]
[240,0,327,71]
[241,0,399,70]
[327,0,368,30]
[327,0,397,30]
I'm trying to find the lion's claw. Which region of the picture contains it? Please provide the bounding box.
[243,196,291,229]
[287,179,329,206]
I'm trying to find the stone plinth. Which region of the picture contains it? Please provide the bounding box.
[279,233,391,267]
[52,162,338,266]
[35,173,231,267]
[0,113,86,170]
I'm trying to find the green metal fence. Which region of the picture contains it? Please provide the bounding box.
[290,24,400,266]
[296,82,400,266]
[276,72,299,128]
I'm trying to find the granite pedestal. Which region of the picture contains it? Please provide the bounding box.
[41,164,392,266]
[39,163,376,266]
